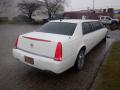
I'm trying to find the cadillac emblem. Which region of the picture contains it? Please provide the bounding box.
[30,43,34,48]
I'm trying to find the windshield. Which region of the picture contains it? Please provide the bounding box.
[36,22,77,36]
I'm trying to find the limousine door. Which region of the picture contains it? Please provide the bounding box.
[82,22,95,53]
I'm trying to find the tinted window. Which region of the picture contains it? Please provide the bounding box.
[91,21,104,31]
[92,22,99,30]
[36,22,77,36]
[106,17,111,20]
[82,22,92,35]
[101,17,105,20]
[99,22,105,28]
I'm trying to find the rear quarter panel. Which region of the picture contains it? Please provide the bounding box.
[62,23,84,69]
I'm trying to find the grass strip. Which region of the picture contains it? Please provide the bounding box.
[96,41,120,90]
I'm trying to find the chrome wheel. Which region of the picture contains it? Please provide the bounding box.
[74,50,85,71]
[78,51,85,70]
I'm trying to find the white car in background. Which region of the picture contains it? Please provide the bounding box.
[13,19,108,74]
[99,16,119,25]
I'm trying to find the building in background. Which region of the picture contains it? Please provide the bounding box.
[0,0,119,21]
[114,9,120,18]
[64,8,114,20]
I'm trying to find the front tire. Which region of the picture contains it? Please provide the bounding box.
[74,49,85,71]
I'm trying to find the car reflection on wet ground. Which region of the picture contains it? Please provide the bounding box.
[0,24,119,90]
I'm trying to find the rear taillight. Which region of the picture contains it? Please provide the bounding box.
[14,36,19,49]
[54,42,62,61]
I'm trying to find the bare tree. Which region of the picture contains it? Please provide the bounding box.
[43,0,65,19]
[18,0,42,21]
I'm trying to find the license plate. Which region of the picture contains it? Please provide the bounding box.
[25,56,34,65]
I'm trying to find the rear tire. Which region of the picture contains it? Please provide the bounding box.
[74,49,85,71]
[103,34,107,41]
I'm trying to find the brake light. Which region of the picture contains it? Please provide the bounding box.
[23,36,51,42]
[14,36,19,49]
[54,42,62,61]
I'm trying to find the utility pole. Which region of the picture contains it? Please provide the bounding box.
[93,0,94,10]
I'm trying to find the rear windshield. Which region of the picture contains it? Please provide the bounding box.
[36,22,77,36]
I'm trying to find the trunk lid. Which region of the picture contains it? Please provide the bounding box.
[18,32,69,58]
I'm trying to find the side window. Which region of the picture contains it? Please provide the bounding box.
[106,17,111,20]
[82,22,91,35]
[91,21,102,31]
[101,17,105,20]
[82,21,104,35]
[99,22,105,28]
[91,22,97,31]
[89,22,95,31]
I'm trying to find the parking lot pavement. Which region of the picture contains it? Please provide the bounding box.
[0,24,116,90]
[108,30,120,41]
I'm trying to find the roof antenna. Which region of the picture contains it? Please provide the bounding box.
[60,16,63,22]
[82,15,86,20]
[60,18,63,22]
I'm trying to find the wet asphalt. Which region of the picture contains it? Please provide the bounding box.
[0,24,119,90]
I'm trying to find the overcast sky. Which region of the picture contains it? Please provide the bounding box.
[65,0,120,11]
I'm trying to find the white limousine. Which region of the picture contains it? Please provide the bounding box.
[13,19,108,74]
